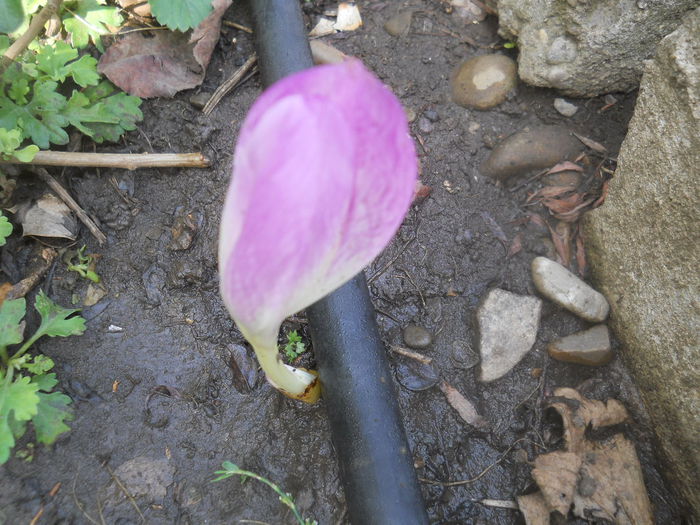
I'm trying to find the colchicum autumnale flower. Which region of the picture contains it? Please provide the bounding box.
[219,60,417,402]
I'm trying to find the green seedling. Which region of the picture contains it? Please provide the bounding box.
[65,244,100,283]
[212,461,318,525]
[283,330,306,361]
[503,41,517,49]
[0,291,86,463]
[148,0,215,32]
[0,211,11,246]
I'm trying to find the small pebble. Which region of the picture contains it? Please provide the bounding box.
[108,324,124,333]
[189,92,210,110]
[554,98,579,117]
[531,256,610,322]
[548,324,613,366]
[417,117,434,134]
[451,54,517,110]
[424,109,439,122]
[405,107,417,123]
[402,324,433,349]
[395,359,439,391]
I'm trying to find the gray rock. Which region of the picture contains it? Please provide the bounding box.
[498,0,698,97]
[403,324,433,349]
[112,457,175,502]
[583,10,700,517]
[481,125,583,181]
[531,256,609,322]
[477,288,542,382]
[548,325,613,366]
[451,54,517,110]
[417,117,434,134]
[384,10,413,37]
[395,359,439,391]
[553,98,578,117]
[189,92,210,110]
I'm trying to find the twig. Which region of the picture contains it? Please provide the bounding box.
[223,20,253,33]
[6,247,58,300]
[102,462,146,523]
[390,345,432,365]
[419,438,530,486]
[5,151,210,170]
[203,54,258,115]
[72,477,101,525]
[1,0,63,74]
[29,506,44,525]
[509,167,550,193]
[479,499,519,510]
[32,167,107,245]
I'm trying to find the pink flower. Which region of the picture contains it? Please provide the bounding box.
[219,60,417,401]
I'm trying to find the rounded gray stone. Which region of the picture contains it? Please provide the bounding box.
[384,10,413,37]
[451,54,517,110]
[548,324,613,365]
[554,98,579,117]
[531,256,609,322]
[402,324,433,349]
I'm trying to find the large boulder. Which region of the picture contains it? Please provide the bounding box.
[497,0,699,97]
[583,9,699,517]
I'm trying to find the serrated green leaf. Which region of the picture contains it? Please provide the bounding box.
[0,213,12,246]
[65,55,100,87]
[23,356,55,377]
[33,291,86,339]
[64,90,117,138]
[0,0,25,34]
[0,373,40,463]
[35,41,78,82]
[8,77,30,105]
[0,35,11,55]
[33,390,73,444]
[0,298,25,348]
[10,144,38,162]
[7,412,27,440]
[80,83,142,143]
[149,0,213,32]
[62,0,123,52]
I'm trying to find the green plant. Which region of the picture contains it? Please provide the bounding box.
[0,36,142,150]
[282,330,306,361]
[0,291,86,463]
[503,41,517,49]
[0,210,11,246]
[148,0,215,32]
[65,244,100,283]
[212,461,318,525]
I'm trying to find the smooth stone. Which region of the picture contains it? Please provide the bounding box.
[477,288,542,382]
[112,457,175,502]
[545,170,582,187]
[451,54,517,110]
[554,98,579,117]
[531,256,609,322]
[395,359,439,391]
[548,324,613,366]
[189,92,210,110]
[417,117,434,134]
[451,340,480,369]
[481,125,583,181]
[405,106,416,122]
[384,10,413,37]
[424,109,439,122]
[403,324,433,349]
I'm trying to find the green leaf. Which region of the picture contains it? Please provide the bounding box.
[0,373,40,463]
[0,0,25,34]
[149,0,213,32]
[22,356,55,376]
[0,298,25,348]
[0,35,11,55]
[33,390,73,444]
[35,41,79,82]
[81,82,142,143]
[33,291,86,339]
[62,0,123,52]
[10,144,38,162]
[32,372,58,391]
[8,77,30,105]
[65,55,100,87]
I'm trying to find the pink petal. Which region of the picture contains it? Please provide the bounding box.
[219,60,417,342]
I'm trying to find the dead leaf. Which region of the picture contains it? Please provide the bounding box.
[547,221,571,267]
[575,232,587,276]
[15,193,77,240]
[508,232,523,257]
[439,381,488,430]
[532,451,582,515]
[591,179,610,209]
[542,192,584,215]
[517,492,551,525]
[480,211,508,248]
[528,213,547,228]
[99,0,232,98]
[573,132,608,154]
[552,196,596,222]
[546,161,583,175]
[412,180,432,203]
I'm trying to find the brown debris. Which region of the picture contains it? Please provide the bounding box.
[439,381,489,430]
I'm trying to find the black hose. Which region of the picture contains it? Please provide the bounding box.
[248,2,429,524]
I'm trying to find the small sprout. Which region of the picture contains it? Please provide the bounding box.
[503,41,517,49]
[283,330,306,361]
[0,211,12,246]
[66,245,100,283]
[212,462,317,525]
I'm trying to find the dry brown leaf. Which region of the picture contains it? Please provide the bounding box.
[573,132,608,154]
[575,233,587,276]
[547,221,571,268]
[508,232,523,257]
[592,179,610,209]
[439,381,488,430]
[546,161,584,175]
[552,196,596,222]
[542,192,585,215]
[517,492,551,525]
[528,213,547,228]
[532,451,581,515]
[413,180,432,203]
[99,0,232,97]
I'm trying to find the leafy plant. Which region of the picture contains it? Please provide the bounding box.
[0,211,12,246]
[0,291,86,463]
[282,330,306,361]
[0,37,142,150]
[0,0,25,34]
[212,461,318,525]
[148,0,214,32]
[65,244,100,283]
[61,0,123,52]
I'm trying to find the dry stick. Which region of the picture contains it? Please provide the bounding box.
[102,462,146,523]
[222,20,253,33]
[203,55,258,115]
[7,247,58,300]
[71,477,101,525]
[390,345,432,365]
[0,0,63,74]
[419,437,531,487]
[33,167,107,245]
[5,151,210,170]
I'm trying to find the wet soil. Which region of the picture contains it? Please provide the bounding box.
[0,2,687,524]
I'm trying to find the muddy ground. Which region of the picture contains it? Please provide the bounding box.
[0,2,688,524]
